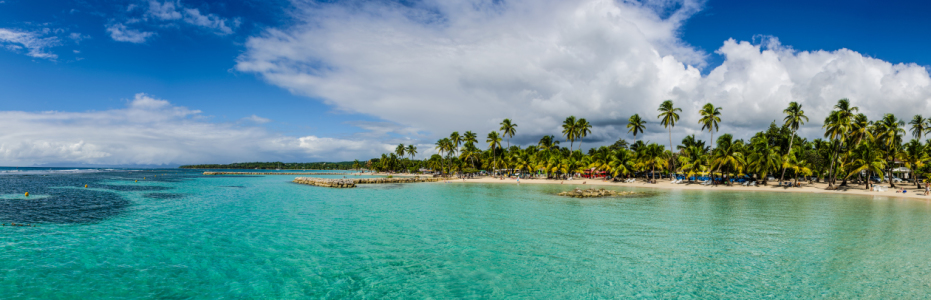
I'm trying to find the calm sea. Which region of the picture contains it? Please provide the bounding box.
[2,169,930,298]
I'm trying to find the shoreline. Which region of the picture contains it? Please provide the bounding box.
[440,177,930,201]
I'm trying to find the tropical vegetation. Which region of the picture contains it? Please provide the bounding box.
[368,99,931,189]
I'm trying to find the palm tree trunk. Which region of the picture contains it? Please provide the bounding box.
[828,140,840,186]
[669,127,675,181]
[888,162,897,188]
[779,131,796,182]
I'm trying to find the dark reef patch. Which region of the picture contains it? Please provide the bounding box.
[143,193,184,200]
[0,169,199,224]
[98,184,171,192]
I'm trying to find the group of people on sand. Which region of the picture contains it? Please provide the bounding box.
[872,184,931,196]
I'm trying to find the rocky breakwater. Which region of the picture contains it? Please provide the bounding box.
[558,188,636,198]
[292,176,442,188]
[292,177,358,188]
[204,172,356,176]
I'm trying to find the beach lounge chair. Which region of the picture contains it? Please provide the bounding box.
[749,182,756,187]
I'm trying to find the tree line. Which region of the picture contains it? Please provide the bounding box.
[374,98,929,189]
[180,161,357,170]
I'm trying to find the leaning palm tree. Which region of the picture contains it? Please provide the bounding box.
[487,131,502,173]
[576,118,593,151]
[500,119,517,149]
[779,102,808,182]
[698,103,722,152]
[657,100,681,180]
[562,116,577,149]
[909,115,929,141]
[627,114,646,141]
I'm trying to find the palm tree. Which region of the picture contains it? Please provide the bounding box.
[748,138,781,185]
[782,150,812,186]
[639,143,667,182]
[658,100,681,180]
[822,99,858,186]
[847,143,885,190]
[406,144,417,167]
[876,113,906,187]
[627,114,646,141]
[698,103,722,152]
[500,119,517,149]
[538,135,558,150]
[435,138,454,176]
[395,144,406,172]
[450,132,462,157]
[710,134,744,185]
[461,142,480,168]
[464,131,478,145]
[903,139,926,188]
[909,115,929,141]
[576,118,592,151]
[562,116,577,149]
[677,145,708,182]
[779,102,808,182]
[487,131,502,174]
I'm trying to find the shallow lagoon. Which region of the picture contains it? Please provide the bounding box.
[2,169,931,298]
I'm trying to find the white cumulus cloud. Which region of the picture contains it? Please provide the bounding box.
[237,0,931,147]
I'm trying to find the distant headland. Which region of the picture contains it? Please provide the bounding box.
[179,161,357,170]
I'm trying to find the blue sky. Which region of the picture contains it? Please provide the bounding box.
[1,0,931,166]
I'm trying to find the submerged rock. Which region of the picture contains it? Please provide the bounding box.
[557,188,635,198]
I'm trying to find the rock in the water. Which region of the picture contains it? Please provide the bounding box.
[558,188,633,198]
[292,176,441,188]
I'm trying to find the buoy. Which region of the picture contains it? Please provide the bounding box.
[143,177,145,179]
[85,184,88,188]
[135,180,138,182]
[24,192,28,197]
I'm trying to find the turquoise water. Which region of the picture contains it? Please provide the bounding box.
[3,170,931,298]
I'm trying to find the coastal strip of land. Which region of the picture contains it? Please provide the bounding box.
[293,176,442,188]
[452,176,931,201]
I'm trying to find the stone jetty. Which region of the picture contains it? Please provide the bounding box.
[558,188,636,198]
[293,176,442,188]
[204,172,364,176]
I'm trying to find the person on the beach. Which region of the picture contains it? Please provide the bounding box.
[925,185,929,196]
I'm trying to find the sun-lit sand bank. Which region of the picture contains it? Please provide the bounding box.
[445,176,931,201]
